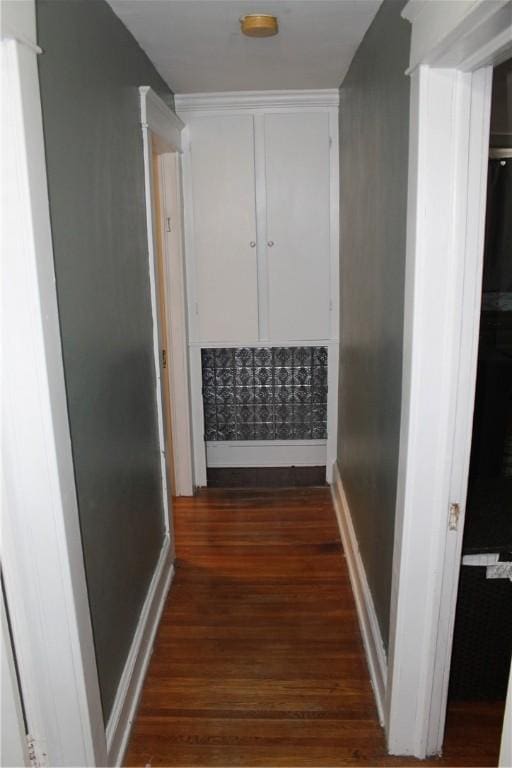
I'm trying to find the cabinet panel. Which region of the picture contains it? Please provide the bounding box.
[190,115,258,342]
[265,112,331,341]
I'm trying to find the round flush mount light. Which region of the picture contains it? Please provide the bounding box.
[240,14,279,37]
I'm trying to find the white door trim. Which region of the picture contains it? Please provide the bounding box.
[1,7,106,765]
[388,0,512,757]
[140,86,194,502]
[140,85,184,151]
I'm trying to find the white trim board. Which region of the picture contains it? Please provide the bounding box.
[188,339,337,348]
[330,462,387,726]
[175,89,340,114]
[206,440,327,469]
[106,539,174,767]
[140,85,184,152]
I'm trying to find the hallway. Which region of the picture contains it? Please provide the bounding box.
[124,489,502,767]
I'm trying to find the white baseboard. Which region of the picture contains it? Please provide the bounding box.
[206,440,327,468]
[330,461,387,726]
[106,537,174,766]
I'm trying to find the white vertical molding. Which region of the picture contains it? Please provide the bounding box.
[386,65,481,757]
[328,107,340,343]
[326,105,340,482]
[424,66,493,755]
[2,25,106,767]
[254,113,270,341]
[181,125,200,344]
[326,340,339,483]
[189,345,208,486]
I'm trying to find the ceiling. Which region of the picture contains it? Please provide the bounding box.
[108,0,381,93]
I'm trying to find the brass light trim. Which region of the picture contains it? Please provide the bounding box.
[240,14,279,38]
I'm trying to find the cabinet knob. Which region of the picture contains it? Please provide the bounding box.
[267,240,275,247]
[249,241,256,248]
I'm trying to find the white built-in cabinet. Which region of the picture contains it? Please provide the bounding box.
[176,91,339,485]
[177,91,339,345]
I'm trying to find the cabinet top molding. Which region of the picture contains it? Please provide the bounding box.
[175,89,340,114]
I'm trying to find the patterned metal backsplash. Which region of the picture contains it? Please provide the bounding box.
[201,346,328,441]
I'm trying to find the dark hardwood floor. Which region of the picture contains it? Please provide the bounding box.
[125,488,504,767]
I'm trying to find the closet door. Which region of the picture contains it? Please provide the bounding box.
[189,115,258,342]
[264,112,331,341]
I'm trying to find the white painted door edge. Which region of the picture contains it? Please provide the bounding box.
[106,538,174,767]
[159,152,195,496]
[387,1,512,758]
[330,462,387,726]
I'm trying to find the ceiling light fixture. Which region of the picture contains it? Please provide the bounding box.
[240,14,279,38]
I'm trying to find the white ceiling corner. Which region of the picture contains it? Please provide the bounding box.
[107,0,382,94]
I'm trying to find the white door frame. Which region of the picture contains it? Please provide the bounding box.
[139,87,194,498]
[1,4,107,765]
[387,0,512,758]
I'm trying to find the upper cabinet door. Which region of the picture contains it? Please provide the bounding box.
[264,112,331,341]
[189,115,258,342]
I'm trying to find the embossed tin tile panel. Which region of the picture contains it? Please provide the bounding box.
[201,346,328,441]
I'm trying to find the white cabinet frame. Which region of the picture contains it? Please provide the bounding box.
[176,90,340,485]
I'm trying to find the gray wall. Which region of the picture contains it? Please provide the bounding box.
[337,0,411,650]
[37,0,174,721]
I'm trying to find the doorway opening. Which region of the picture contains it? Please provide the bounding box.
[140,86,194,504]
[151,143,178,497]
[446,58,512,757]
[448,60,512,750]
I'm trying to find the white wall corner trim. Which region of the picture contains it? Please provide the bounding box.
[140,86,185,152]
[106,539,174,767]
[175,89,340,114]
[331,462,387,726]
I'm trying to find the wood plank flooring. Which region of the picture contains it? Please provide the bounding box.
[125,488,504,767]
